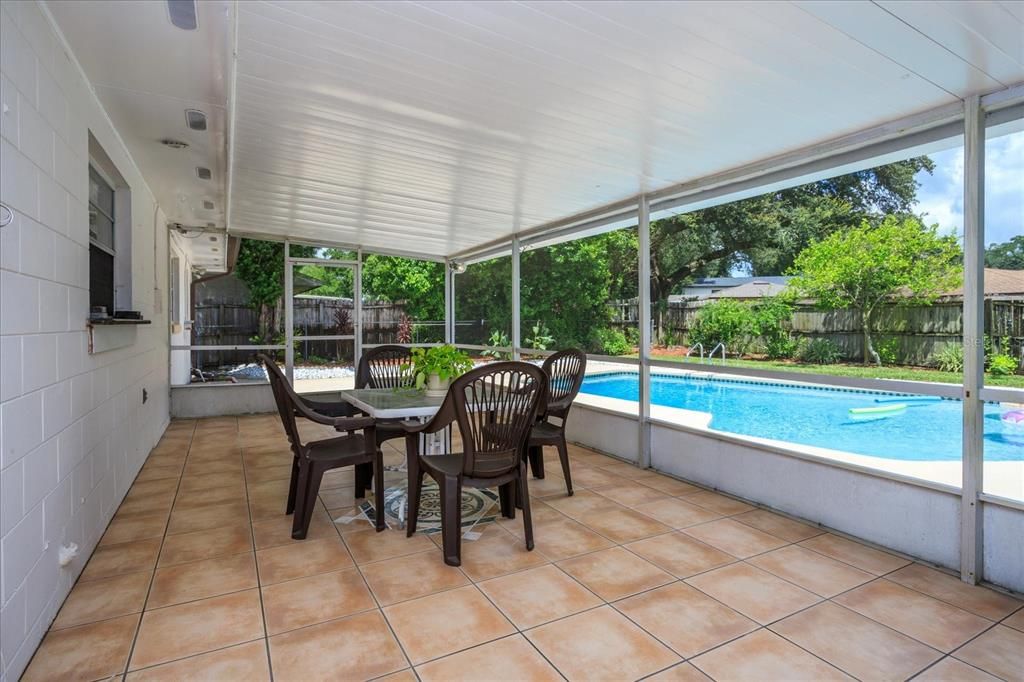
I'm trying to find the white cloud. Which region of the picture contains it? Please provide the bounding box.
[913,130,1023,246]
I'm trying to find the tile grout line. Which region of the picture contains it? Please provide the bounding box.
[335,463,420,677]
[464,556,571,682]
[117,418,197,678]
[238,426,278,682]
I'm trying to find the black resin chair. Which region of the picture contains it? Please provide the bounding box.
[259,354,385,538]
[403,362,545,566]
[525,348,587,496]
[356,345,416,448]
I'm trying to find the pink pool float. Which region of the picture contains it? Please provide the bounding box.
[1002,410,1024,433]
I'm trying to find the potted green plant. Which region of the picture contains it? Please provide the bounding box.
[407,345,474,396]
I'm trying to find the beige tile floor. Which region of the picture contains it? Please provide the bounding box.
[21,415,1024,682]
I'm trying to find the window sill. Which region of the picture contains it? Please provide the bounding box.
[87,318,149,353]
[87,318,152,325]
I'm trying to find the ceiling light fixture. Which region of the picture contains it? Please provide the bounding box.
[196,167,211,180]
[449,261,467,274]
[185,109,207,131]
[167,0,198,30]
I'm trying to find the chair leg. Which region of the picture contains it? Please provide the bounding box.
[498,482,516,519]
[527,444,545,479]
[519,462,534,551]
[556,437,573,496]
[439,473,463,566]
[291,459,311,530]
[406,454,423,537]
[293,463,325,540]
[286,455,300,515]
[354,461,370,499]
[372,451,385,532]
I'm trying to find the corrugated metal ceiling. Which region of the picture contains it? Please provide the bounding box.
[48,1,1024,259]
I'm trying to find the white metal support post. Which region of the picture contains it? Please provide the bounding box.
[512,235,521,360]
[354,248,363,365]
[284,240,294,382]
[961,95,985,585]
[444,259,455,344]
[638,196,652,469]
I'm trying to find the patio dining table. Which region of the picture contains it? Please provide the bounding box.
[336,387,460,529]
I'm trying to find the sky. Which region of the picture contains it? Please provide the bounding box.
[914,129,1023,247]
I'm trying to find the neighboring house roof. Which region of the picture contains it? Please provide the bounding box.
[671,276,792,301]
[708,281,791,299]
[942,268,1024,298]
[684,276,791,289]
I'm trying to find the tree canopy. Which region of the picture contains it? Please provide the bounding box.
[985,235,1024,270]
[787,216,962,365]
[645,157,934,337]
[362,255,444,321]
[234,240,315,341]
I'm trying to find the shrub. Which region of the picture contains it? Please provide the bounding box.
[933,343,963,373]
[396,314,413,343]
[688,299,754,353]
[800,338,841,365]
[662,330,684,347]
[876,338,900,366]
[623,326,640,347]
[482,330,512,360]
[596,328,631,356]
[523,322,554,350]
[689,297,793,358]
[988,353,1018,376]
[765,334,799,360]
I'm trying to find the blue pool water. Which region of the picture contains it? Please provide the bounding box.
[579,373,1024,462]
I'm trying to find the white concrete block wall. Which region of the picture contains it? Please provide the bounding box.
[0,3,171,679]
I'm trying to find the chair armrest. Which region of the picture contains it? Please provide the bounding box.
[401,419,430,434]
[299,396,361,419]
[292,396,375,431]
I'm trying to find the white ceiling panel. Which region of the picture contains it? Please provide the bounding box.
[46,0,230,269]
[47,1,1024,260]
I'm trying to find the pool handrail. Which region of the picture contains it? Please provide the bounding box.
[709,342,727,365]
[685,343,705,362]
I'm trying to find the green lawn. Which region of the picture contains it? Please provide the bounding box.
[646,354,1024,390]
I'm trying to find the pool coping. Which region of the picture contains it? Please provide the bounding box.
[572,365,1024,506]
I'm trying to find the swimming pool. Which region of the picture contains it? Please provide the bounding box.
[579,372,1024,462]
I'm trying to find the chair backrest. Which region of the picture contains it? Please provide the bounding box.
[443,361,545,478]
[540,348,587,419]
[356,345,415,389]
[258,353,305,453]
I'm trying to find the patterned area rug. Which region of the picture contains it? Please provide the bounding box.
[349,481,500,535]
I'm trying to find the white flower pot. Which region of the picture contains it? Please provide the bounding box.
[425,373,451,397]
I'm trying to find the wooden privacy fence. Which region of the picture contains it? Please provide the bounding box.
[609,298,1024,367]
[193,297,444,368]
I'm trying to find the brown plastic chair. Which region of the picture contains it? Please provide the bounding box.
[403,361,546,566]
[356,345,415,447]
[526,348,587,496]
[287,345,415,423]
[356,344,415,389]
[259,354,385,538]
